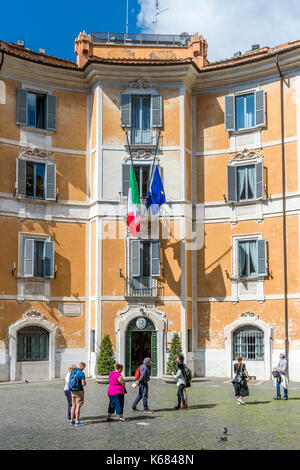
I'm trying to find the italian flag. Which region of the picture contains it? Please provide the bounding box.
[127,165,141,236]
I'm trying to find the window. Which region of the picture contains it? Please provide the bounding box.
[235,94,254,130]
[237,239,267,278]
[131,95,151,145]
[16,159,56,201]
[17,326,49,361]
[122,164,152,199]
[224,90,265,132]
[16,88,57,131]
[127,239,160,297]
[227,161,263,203]
[25,162,45,198]
[27,92,46,129]
[233,326,264,361]
[23,238,55,278]
[120,92,162,145]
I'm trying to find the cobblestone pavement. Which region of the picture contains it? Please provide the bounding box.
[1,377,300,450]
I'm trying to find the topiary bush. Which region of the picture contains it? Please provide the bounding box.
[96,334,115,375]
[166,332,182,375]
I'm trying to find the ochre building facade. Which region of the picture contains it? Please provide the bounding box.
[0,32,299,381]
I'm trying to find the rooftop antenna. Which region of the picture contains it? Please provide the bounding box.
[126,0,129,38]
[153,0,170,26]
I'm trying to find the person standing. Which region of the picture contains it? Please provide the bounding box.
[273,353,288,400]
[132,357,153,413]
[69,362,86,427]
[172,362,187,409]
[232,356,249,405]
[64,364,76,422]
[107,363,127,422]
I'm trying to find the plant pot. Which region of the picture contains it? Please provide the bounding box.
[163,374,174,384]
[95,375,109,384]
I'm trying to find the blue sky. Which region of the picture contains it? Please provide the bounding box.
[2,1,300,63]
[1,0,143,61]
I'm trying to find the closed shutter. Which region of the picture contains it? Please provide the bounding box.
[151,331,158,377]
[255,90,265,127]
[45,164,56,201]
[255,161,264,199]
[152,94,162,127]
[227,165,237,202]
[125,331,132,376]
[16,158,27,196]
[46,94,57,131]
[130,239,140,277]
[24,239,34,277]
[224,94,235,131]
[120,93,131,127]
[44,241,55,278]
[151,240,160,277]
[17,88,27,126]
[122,164,131,197]
[257,239,267,276]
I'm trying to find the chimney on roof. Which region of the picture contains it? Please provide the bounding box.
[17,40,25,47]
[38,48,46,55]
[187,34,208,68]
[75,31,92,67]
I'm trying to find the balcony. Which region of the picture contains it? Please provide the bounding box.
[125,276,162,298]
[125,128,160,150]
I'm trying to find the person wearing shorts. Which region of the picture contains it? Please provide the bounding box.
[70,362,86,427]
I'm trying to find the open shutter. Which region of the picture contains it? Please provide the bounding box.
[44,241,54,278]
[24,239,34,277]
[129,239,140,277]
[255,161,264,199]
[45,163,56,201]
[255,90,265,127]
[120,93,131,127]
[224,94,235,131]
[151,240,160,277]
[46,94,57,131]
[150,331,158,376]
[152,94,162,127]
[227,165,237,202]
[17,88,27,126]
[16,158,27,196]
[257,239,267,276]
[125,331,132,376]
[122,164,131,197]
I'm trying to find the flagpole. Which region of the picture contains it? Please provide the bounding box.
[147,131,161,197]
[125,130,134,165]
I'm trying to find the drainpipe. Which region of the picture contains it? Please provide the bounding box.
[276,53,289,376]
[0,51,4,71]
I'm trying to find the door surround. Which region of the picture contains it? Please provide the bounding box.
[116,303,167,378]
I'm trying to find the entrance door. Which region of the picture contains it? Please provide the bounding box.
[125,318,158,377]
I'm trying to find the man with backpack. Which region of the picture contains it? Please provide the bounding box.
[176,355,192,407]
[132,357,153,413]
[69,362,86,427]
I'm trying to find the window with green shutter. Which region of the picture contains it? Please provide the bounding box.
[16,89,57,131]
[227,162,264,203]
[225,90,265,131]
[23,239,55,279]
[16,160,56,201]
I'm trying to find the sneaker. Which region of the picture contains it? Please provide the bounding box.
[282,397,288,400]
[69,420,75,425]
[74,421,85,427]
[237,398,245,405]
[174,405,180,410]
[119,418,127,422]
[132,407,138,411]
[273,397,281,400]
[144,409,154,413]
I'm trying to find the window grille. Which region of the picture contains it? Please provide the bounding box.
[17,326,49,361]
[233,326,264,361]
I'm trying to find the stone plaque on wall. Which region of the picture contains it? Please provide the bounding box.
[59,304,82,317]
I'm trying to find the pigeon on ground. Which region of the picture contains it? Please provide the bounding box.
[223,427,228,434]
[218,436,228,441]
[25,380,29,383]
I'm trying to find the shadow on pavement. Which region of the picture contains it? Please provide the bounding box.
[246,401,272,405]
[82,414,157,425]
[154,404,217,412]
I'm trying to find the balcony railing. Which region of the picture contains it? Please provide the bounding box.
[91,32,191,47]
[125,276,162,298]
[125,128,159,148]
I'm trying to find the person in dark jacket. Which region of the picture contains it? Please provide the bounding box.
[232,356,249,405]
[132,357,153,413]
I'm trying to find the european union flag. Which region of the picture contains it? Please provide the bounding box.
[146,166,166,214]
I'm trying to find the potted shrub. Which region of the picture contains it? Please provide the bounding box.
[96,334,115,384]
[164,332,182,383]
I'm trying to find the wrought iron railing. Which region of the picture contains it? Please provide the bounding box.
[125,128,159,148]
[91,32,191,47]
[125,276,162,297]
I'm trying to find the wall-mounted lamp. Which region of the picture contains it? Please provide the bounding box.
[54,265,58,279]
[119,265,123,278]
[11,262,16,277]
[224,268,230,279]
[223,193,228,203]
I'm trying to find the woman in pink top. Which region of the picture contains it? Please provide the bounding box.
[107,363,126,422]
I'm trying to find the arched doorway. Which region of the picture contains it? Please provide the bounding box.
[17,326,49,362]
[125,317,157,377]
